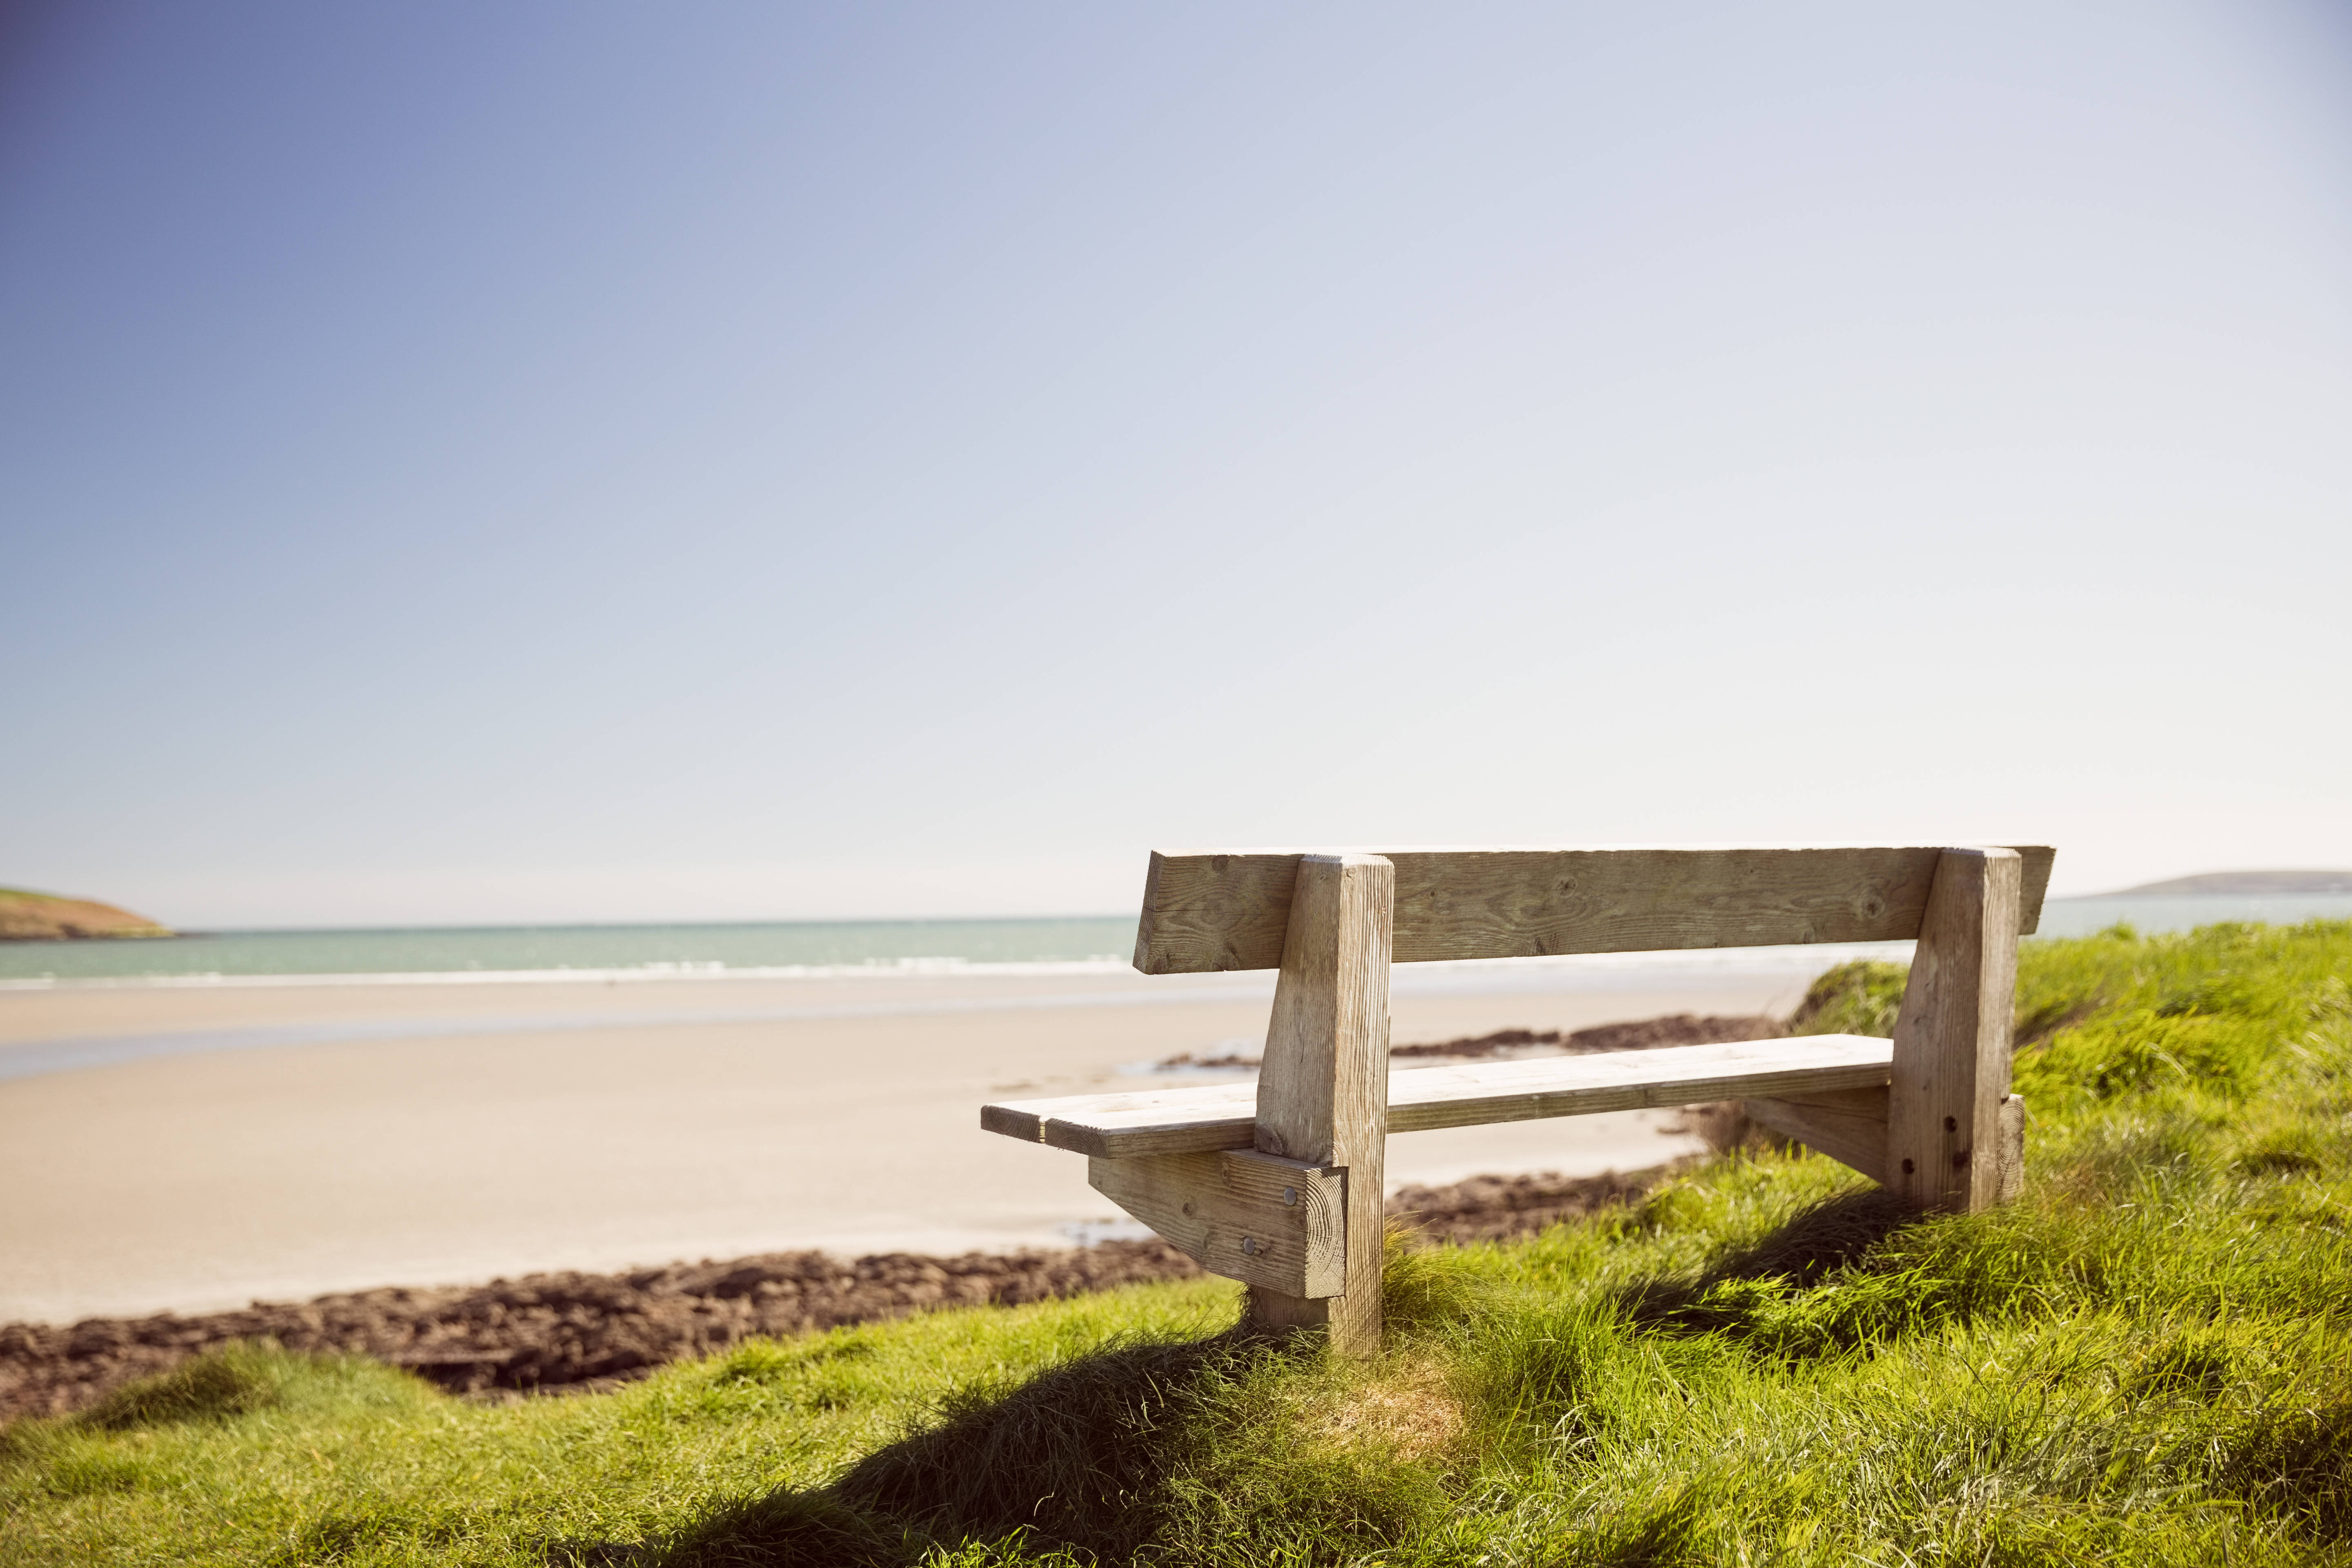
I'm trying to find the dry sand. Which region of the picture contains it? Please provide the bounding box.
[0,962,1824,1323]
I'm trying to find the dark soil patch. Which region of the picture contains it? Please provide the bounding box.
[0,1171,1676,1425]
[1393,1011,1784,1059]
[1388,1165,1692,1246]
[1161,1012,1782,1070]
[0,1242,1198,1423]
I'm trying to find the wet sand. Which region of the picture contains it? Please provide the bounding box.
[0,963,1822,1322]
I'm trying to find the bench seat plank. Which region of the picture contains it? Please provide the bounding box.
[982,1034,1894,1159]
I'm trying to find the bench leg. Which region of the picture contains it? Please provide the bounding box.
[1888,847,2022,1212]
[1247,853,1393,1355]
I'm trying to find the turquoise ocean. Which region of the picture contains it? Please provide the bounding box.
[7,897,2352,986]
[0,917,1140,984]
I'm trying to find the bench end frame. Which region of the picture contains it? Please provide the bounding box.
[1888,846,2023,1211]
[1247,853,1394,1354]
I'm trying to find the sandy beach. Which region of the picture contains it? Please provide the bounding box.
[0,960,1835,1323]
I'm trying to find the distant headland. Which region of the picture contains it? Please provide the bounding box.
[0,888,174,941]
[2095,870,2352,897]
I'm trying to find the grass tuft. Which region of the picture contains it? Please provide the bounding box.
[1787,958,1909,1037]
[77,1342,294,1431]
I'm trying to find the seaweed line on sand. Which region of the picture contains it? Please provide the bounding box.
[0,1163,1682,1424]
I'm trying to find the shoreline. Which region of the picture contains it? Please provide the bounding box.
[11,891,2351,992]
[0,942,1917,992]
[0,970,1817,1325]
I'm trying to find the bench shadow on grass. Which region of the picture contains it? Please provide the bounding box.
[1610,1186,1917,1342]
[599,1328,1273,1568]
[272,1331,1244,1568]
[541,1193,1921,1566]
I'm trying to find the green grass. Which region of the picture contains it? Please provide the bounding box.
[6,921,2350,1566]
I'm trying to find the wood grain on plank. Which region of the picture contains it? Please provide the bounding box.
[1887,848,2022,1211]
[1133,845,2056,973]
[1087,1149,1344,1298]
[1381,1035,1891,1134]
[1744,1085,1890,1184]
[982,1080,1257,1156]
[982,1035,1893,1159]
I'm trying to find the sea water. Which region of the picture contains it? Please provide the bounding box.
[5,896,2350,987]
[0,916,1140,984]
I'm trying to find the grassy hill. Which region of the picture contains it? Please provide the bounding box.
[2106,870,2352,896]
[0,887,173,941]
[3,920,2347,1566]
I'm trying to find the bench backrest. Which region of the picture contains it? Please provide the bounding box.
[1136,844,2054,973]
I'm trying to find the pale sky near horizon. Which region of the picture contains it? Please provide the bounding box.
[4,2,2350,928]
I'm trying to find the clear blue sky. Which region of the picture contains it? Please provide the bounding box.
[5,2,2349,927]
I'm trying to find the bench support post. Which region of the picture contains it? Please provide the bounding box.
[1087,1150,1345,1296]
[1888,846,2022,1211]
[1743,1085,1890,1184]
[1247,853,1393,1355]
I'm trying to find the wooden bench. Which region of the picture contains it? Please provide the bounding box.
[982,844,2053,1354]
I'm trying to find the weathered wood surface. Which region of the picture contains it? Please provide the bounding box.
[1383,1036,1891,1134]
[1087,1148,1344,1297]
[983,1078,1261,1157]
[1887,848,2022,1210]
[982,1034,1894,1159]
[1247,855,1393,1352]
[1743,1085,1890,1184]
[1134,845,2056,973]
[1998,1095,2027,1204]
